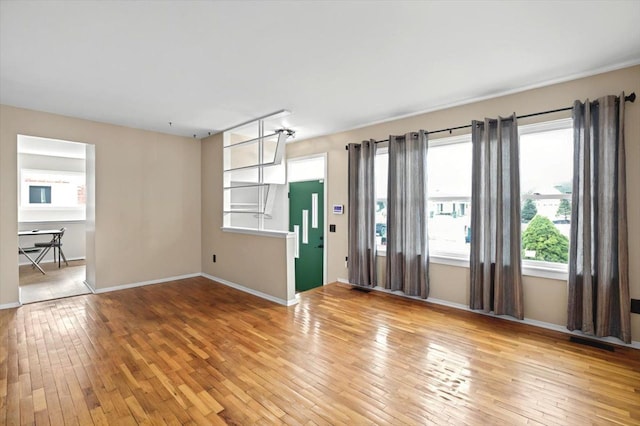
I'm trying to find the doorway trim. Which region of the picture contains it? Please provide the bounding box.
[287,153,328,285]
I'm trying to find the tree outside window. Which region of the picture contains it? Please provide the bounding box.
[519,120,573,266]
[556,199,571,221]
[521,198,537,222]
[522,215,569,263]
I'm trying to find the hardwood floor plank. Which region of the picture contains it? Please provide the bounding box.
[88,405,110,426]
[124,394,149,423]
[197,389,224,414]
[2,278,640,425]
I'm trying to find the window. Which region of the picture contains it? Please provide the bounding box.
[29,185,51,204]
[373,118,573,277]
[426,136,472,256]
[374,135,472,256]
[519,119,573,266]
[20,169,85,209]
[374,149,388,249]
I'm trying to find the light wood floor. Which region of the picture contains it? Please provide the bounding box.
[19,260,89,304]
[1,278,639,425]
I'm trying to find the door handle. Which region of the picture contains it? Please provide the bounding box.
[316,244,324,248]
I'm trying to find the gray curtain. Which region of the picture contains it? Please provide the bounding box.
[385,131,429,298]
[567,94,630,343]
[347,140,377,287]
[470,114,524,319]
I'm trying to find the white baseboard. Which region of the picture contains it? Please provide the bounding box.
[84,280,96,293]
[93,273,201,294]
[2,272,297,309]
[0,301,21,310]
[18,256,86,267]
[426,296,640,349]
[339,280,640,350]
[423,295,640,349]
[201,273,298,306]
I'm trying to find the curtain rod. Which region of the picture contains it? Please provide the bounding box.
[345,92,636,149]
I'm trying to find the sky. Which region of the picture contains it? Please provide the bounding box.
[375,127,573,199]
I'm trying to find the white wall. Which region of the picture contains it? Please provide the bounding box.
[17,152,86,222]
[287,155,326,182]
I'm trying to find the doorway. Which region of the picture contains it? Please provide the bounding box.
[289,180,324,292]
[17,135,93,304]
[287,153,327,293]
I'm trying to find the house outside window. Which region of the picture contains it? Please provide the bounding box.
[426,135,472,257]
[374,134,472,256]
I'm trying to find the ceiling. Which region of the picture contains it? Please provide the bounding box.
[1,1,639,142]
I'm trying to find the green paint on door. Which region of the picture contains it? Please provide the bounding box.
[289,180,324,292]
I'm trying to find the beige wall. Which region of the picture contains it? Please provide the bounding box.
[286,65,640,341]
[0,105,202,305]
[2,66,637,339]
[200,133,294,303]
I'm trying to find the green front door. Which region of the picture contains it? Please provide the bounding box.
[289,180,324,292]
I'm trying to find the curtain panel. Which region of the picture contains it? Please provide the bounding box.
[385,131,429,298]
[347,140,377,287]
[469,114,524,319]
[567,94,630,343]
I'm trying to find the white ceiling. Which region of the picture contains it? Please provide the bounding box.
[1,1,639,142]
[18,135,86,159]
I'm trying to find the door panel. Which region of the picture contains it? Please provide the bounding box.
[289,180,324,292]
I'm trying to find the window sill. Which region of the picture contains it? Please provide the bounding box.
[221,226,293,239]
[375,249,567,281]
[19,219,86,224]
[430,253,470,268]
[377,248,468,267]
[521,262,568,281]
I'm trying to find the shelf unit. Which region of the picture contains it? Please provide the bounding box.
[223,113,293,229]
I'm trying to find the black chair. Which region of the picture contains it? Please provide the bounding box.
[34,227,69,268]
[19,246,45,274]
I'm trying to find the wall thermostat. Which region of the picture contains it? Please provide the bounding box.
[333,204,344,214]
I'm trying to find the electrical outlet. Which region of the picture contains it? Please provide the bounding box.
[213,254,216,263]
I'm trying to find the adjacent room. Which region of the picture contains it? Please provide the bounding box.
[17,135,91,304]
[1,1,639,425]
